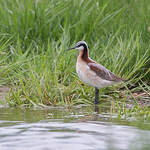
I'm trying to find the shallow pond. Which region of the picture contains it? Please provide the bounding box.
[0,105,150,150]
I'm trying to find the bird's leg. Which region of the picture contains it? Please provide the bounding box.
[94,87,99,104]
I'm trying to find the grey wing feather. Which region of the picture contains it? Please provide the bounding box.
[88,63,124,82]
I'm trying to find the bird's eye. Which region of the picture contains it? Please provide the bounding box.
[76,44,81,47]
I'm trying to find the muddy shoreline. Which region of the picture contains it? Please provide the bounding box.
[0,86,9,104]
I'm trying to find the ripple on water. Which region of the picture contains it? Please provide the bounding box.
[0,107,150,150]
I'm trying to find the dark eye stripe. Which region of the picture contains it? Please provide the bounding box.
[77,44,85,47]
[76,44,81,47]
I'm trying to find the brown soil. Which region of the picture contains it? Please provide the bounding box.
[0,86,9,103]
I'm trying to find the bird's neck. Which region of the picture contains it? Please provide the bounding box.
[79,47,89,61]
[78,48,95,63]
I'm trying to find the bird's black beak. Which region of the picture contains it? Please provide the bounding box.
[66,46,77,51]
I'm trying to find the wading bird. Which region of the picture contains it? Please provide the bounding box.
[68,41,126,104]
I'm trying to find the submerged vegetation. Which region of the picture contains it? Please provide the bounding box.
[0,0,149,116]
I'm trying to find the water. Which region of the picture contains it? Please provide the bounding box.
[0,106,150,150]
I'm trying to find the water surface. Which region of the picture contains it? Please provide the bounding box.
[0,106,150,150]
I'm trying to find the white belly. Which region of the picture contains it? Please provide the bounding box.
[76,61,113,89]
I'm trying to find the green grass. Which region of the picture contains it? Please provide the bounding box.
[0,0,149,111]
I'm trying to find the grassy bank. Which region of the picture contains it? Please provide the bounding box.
[0,0,149,109]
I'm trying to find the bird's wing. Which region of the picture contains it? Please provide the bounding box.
[88,63,124,82]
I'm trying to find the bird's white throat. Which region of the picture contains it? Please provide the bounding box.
[76,45,84,51]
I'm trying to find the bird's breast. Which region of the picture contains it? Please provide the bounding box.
[76,58,97,86]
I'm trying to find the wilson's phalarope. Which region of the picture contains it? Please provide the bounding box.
[68,41,125,104]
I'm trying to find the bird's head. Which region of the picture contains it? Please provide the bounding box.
[67,41,88,51]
